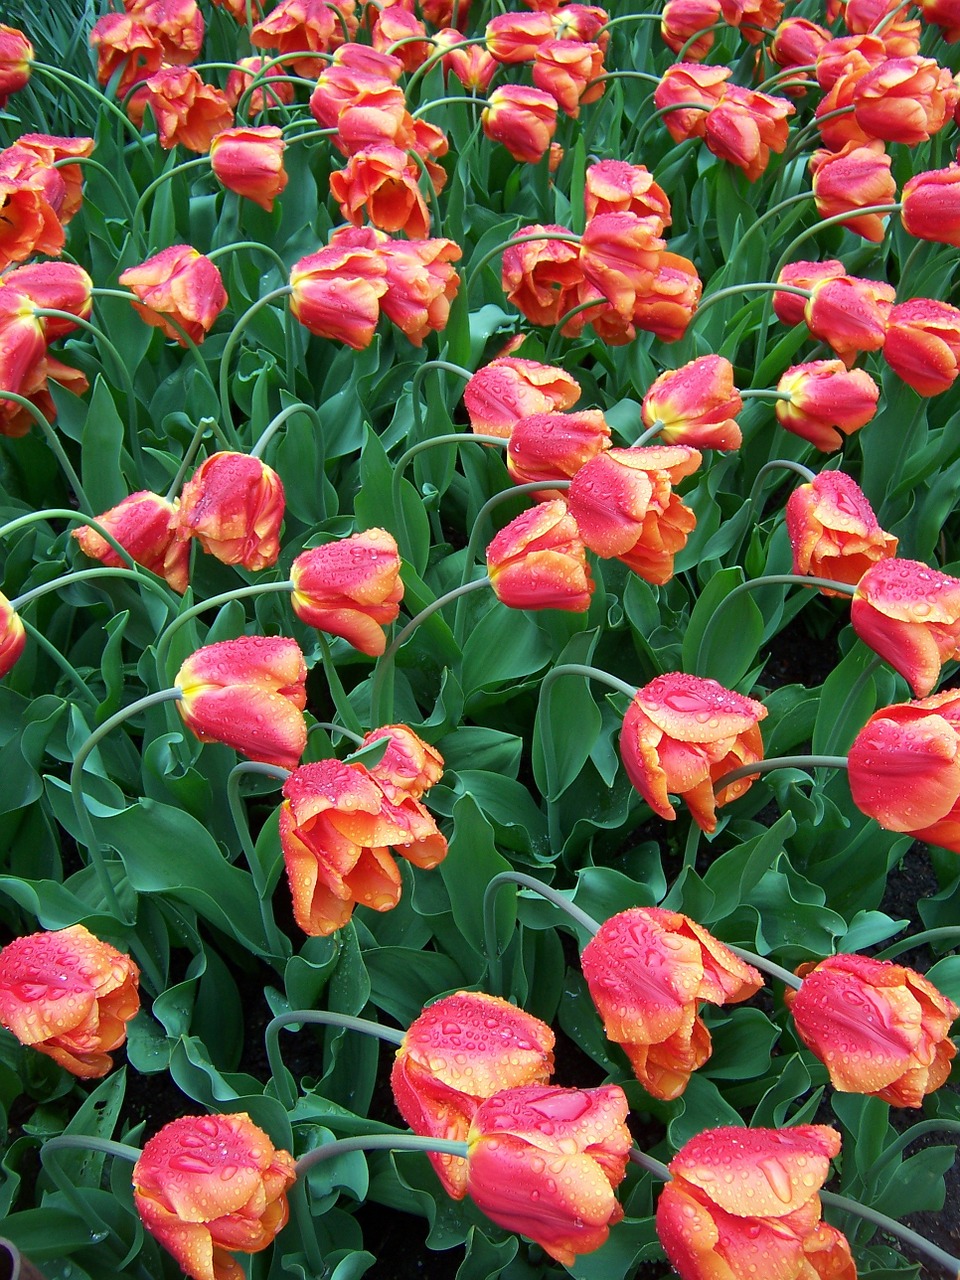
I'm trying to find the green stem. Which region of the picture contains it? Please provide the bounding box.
[19,617,97,706]
[409,359,473,441]
[746,459,816,509]
[696,574,854,674]
[868,1120,960,1184]
[740,389,794,403]
[69,688,184,917]
[266,1010,404,1111]
[250,402,322,460]
[0,508,142,572]
[410,93,486,120]
[873,0,915,34]
[755,63,819,92]
[539,662,638,703]
[771,205,902,285]
[713,753,849,792]
[32,64,153,160]
[677,21,727,58]
[586,70,662,91]
[219,286,293,436]
[598,12,665,31]
[682,821,702,873]
[404,36,489,99]
[10,566,175,613]
[820,1188,960,1276]
[0,391,89,507]
[54,155,135,224]
[312,721,364,745]
[483,870,599,996]
[154,580,294,686]
[467,231,581,297]
[226,762,291,960]
[635,421,664,447]
[629,1148,671,1180]
[727,946,799,988]
[207,240,290,280]
[41,1135,142,1247]
[130,155,210,237]
[316,631,365,738]
[392,432,506,558]
[693,282,809,327]
[295,1133,468,1177]
[165,417,217,500]
[43,1135,141,1161]
[545,299,601,359]
[876,927,960,961]
[371,577,491,725]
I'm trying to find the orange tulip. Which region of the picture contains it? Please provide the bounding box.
[654,63,730,142]
[210,126,288,212]
[482,85,559,163]
[853,55,955,146]
[883,297,960,395]
[773,258,846,327]
[0,25,32,108]
[73,491,189,593]
[775,359,881,450]
[660,0,722,61]
[785,471,897,591]
[176,451,285,571]
[501,223,582,326]
[89,13,163,96]
[126,0,205,64]
[289,227,388,350]
[852,558,960,696]
[0,590,26,677]
[224,57,296,117]
[641,355,742,451]
[464,357,581,438]
[803,275,895,366]
[129,67,232,153]
[119,245,228,344]
[4,262,92,339]
[719,0,784,43]
[532,38,605,117]
[330,145,435,239]
[584,159,671,227]
[251,0,358,76]
[506,408,611,495]
[901,165,960,247]
[702,85,794,182]
[487,499,593,612]
[359,723,443,801]
[290,528,403,656]
[380,235,461,346]
[809,140,895,242]
[485,11,554,61]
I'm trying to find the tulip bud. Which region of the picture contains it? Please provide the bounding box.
[642,355,742,450]
[466,1085,631,1266]
[621,673,767,833]
[289,227,388,350]
[0,925,139,1077]
[532,38,605,117]
[847,689,960,852]
[883,297,960,396]
[507,409,611,495]
[784,954,958,1106]
[654,63,730,142]
[433,29,496,92]
[134,1113,296,1280]
[73,491,189,593]
[290,528,403,657]
[360,723,443,801]
[464,357,581,438]
[118,245,228,345]
[773,258,846,327]
[391,991,555,1196]
[486,499,593,612]
[785,471,897,592]
[176,452,285,571]
[582,908,763,1100]
[853,55,954,146]
[4,261,93,339]
[0,25,33,108]
[809,140,896,242]
[210,126,288,212]
[481,85,559,164]
[0,591,26,678]
[803,275,895,366]
[775,359,880,451]
[175,636,308,769]
[660,0,722,60]
[851,558,960,697]
[901,164,960,248]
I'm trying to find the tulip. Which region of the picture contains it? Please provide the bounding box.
[567,446,701,584]
[816,33,888,90]
[119,245,227,345]
[0,590,26,678]
[773,258,846,327]
[917,0,960,41]
[501,223,583,327]
[853,55,954,146]
[0,175,65,272]
[851,558,960,697]
[481,86,559,164]
[126,0,205,64]
[251,0,358,76]
[846,0,921,52]
[620,672,767,833]
[209,126,287,212]
[0,925,139,1078]
[642,355,742,451]
[175,636,308,769]
[133,1113,296,1280]
[584,159,671,228]
[702,85,794,183]
[0,139,67,218]
[551,5,609,48]
[815,69,875,150]
[224,57,296,117]
[464,357,581,438]
[73,491,190,593]
[89,13,164,96]
[17,132,93,223]
[466,1084,631,1266]
[579,211,665,320]
[391,991,555,1197]
[507,409,611,495]
[809,141,896,243]
[0,25,32,108]
[289,226,387,349]
[330,145,434,240]
[719,0,784,43]
[279,758,446,935]
[485,11,554,61]
[803,275,895,367]
[433,29,497,92]
[359,723,443,801]
[290,528,403,657]
[532,38,605,118]
[371,6,429,70]
[379,236,462,347]
[883,297,960,396]
[175,451,284,572]
[769,18,830,88]
[582,908,763,1100]
[628,251,702,344]
[486,499,593,612]
[422,0,473,26]
[901,165,960,248]
[4,262,93,339]
[847,689,960,852]
[0,282,49,399]
[784,954,958,1106]
[308,47,403,131]
[660,0,722,61]
[775,360,881,451]
[786,472,897,592]
[657,1126,856,1280]
[654,64,730,143]
[129,67,233,153]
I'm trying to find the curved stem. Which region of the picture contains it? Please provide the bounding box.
[483,870,600,996]
[266,1010,403,1111]
[820,1188,960,1276]
[42,1135,141,1161]
[312,721,365,745]
[539,662,638,703]
[629,1148,671,1180]
[219,285,293,436]
[409,359,473,441]
[10,566,174,613]
[54,155,135,224]
[677,21,727,58]
[726,946,799,988]
[250,402,322,460]
[467,231,581,297]
[69,688,184,917]
[165,417,217,500]
[598,12,664,31]
[747,459,816,509]
[696,573,854,675]
[545,299,601,359]
[755,63,819,92]
[130,155,210,236]
[0,391,89,507]
[19,618,96,706]
[316,631,365,738]
[771,205,902,284]
[868,1120,960,1184]
[693,282,809,326]
[226,763,290,960]
[32,64,153,160]
[873,0,915,34]
[370,578,491,727]
[154,580,294,685]
[636,421,664,447]
[295,1132,468,1177]
[586,69,662,91]
[713,754,849,792]
[0,508,141,570]
[876,927,960,961]
[41,1136,142,1247]
[207,240,290,280]
[410,94,486,120]
[392,432,506,557]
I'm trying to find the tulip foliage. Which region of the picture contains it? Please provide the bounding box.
[2,0,960,1278]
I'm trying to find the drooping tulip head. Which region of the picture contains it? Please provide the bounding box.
[852,558,960,697]
[290,528,403,657]
[176,452,285,572]
[785,471,897,592]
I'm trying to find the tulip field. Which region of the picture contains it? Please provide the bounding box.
[4,0,960,1275]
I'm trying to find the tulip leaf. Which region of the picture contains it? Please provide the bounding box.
[685,567,763,686]
[441,794,514,958]
[532,631,602,801]
[81,376,128,511]
[461,606,552,697]
[456,1227,519,1280]
[668,1075,743,1149]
